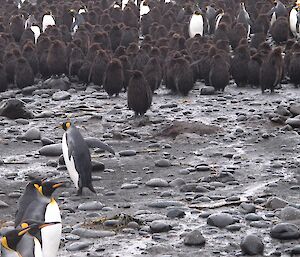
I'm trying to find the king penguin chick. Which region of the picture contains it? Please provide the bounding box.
[1,226,31,257]
[60,121,95,195]
[189,10,204,37]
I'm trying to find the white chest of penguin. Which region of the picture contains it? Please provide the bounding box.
[41,199,61,257]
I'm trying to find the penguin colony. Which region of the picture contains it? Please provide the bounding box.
[2,0,300,254]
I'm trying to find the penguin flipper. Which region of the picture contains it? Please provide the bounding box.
[66,135,75,160]
[85,137,115,155]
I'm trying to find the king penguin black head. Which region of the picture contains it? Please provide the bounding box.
[1,227,31,251]
[61,121,72,131]
[41,181,64,197]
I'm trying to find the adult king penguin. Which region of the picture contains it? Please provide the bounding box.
[1,226,31,257]
[268,0,288,26]
[290,0,300,38]
[60,121,115,195]
[42,11,55,32]
[189,10,204,38]
[140,0,150,19]
[237,2,251,38]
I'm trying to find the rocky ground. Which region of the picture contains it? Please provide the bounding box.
[0,78,300,257]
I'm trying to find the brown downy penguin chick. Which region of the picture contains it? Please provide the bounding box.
[47,40,67,76]
[283,39,296,79]
[166,55,194,96]
[229,23,247,50]
[143,57,162,92]
[15,57,34,89]
[22,42,39,76]
[127,70,152,116]
[230,44,250,87]
[109,24,122,52]
[0,63,8,92]
[288,43,300,87]
[9,14,25,42]
[270,17,289,44]
[89,49,110,86]
[93,31,111,50]
[214,22,229,43]
[209,54,230,92]
[69,46,84,77]
[78,61,92,83]
[119,55,131,91]
[250,32,267,49]
[132,49,149,71]
[120,26,137,48]
[37,36,51,79]
[248,52,263,88]
[201,46,217,86]
[114,46,126,58]
[4,49,21,84]
[123,6,138,28]
[260,47,283,93]
[20,28,35,46]
[252,14,270,34]
[103,58,124,97]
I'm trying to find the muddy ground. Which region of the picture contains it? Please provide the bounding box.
[0,80,300,256]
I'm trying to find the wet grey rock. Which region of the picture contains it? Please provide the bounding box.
[207,213,235,228]
[150,220,172,233]
[22,127,41,141]
[0,99,33,119]
[41,137,54,146]
[44,76,70,91]
[226,224,243,231]
[67,242,92,251]
[200,86,215,95]
[240,234,264,255]
[155,159,171,167]
[71,228,115,238]
[92,161,105,172]
[15,118,29,125]
[270,223,300,240]
[146,178,169,187]
[196,165,210,172]
[290,245,300,254]
[39,144,62,156]
[289,104,300,116]
[275,106,290,116]
[286,118,300,128]
[239,202,256,214]
[22,85,39,95]
[103,220,120,227]
[280,206,300,221]
[167,209,186,219]
[78,201,103,211]
[266,197,288,210]
[121,183,139,189]
[8,192,22,198]
[52,91,71,101]
[183,230,206,246]
[0,200,9,208]
[245,213,262,221]
[169,178,186,187]
[147,200,184,208]
[119,150,137,156]
[65,234,80,241]
[250,221,272,228]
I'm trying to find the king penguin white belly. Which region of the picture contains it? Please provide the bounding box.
[42,15,55,32]
[1,247,19,257]
[215,13,223,31]
[290,8,299,38]
[189,13,204,37]
[271,12,276,26]
[34,237,43,257]
[41,198,61,257]
[62,133,79,189]
[30,25,40,44]
[140,1,150,18]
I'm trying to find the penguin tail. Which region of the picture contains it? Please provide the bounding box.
[88,183,97,194]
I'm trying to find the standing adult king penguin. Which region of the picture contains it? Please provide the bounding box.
[189,10,204,37]
[237,2,252,38]
[290,0,300,38]
[268,0,288,26]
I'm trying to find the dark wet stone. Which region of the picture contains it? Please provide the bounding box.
[65,234,80,241]
[147,200,184,208]
[275,106,290,116]
[103,220,120,227]
[286,118,300,128]
[167,209,186,219]
[92,161,105,172]
[41,137,54,146]
[245,213,262,221]
[44,76,70,91]
[15,118,29,125]
[150,221,172,233]
[270,223,300,240]
[169,178,186,187]
[289,104,300,116]
[200,86,215,95]
[250,221,272,228]
[266,197,288,210]
[71,228,115,238]
[146,178,169,187]
[8,192,22,198]
[179,183,199,192]
[39,144,62,156]
[52,91,71,101]
[78,201,103,211]
[67,242,92,251]
[22,127,41,141]
[155,159,171,167]
[183,230,206,246]
[290,245,300,254]
[239,202,256,214]
[207,213,235,228]
[280,206,300,221]
[22,85,39,95]
[119,150,137,156]
[226,224,243,231]
[0,200,9,208]
[0,99,33,119]
[240,234,264,255]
